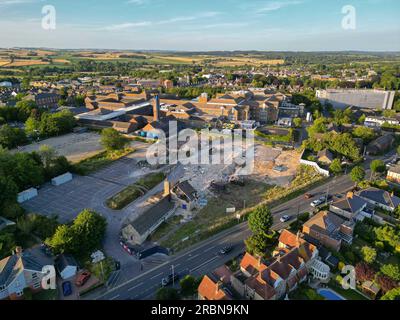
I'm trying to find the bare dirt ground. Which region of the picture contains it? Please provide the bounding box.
[13,132,103,163]
[252,144,301,187]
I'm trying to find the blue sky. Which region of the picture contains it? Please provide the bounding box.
[0,0,399,50]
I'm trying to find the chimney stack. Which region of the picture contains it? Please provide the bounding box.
[198,92,209,104]
[216,280,223,293]
[347,191,354,199]
[153,94,160,122]
[164,179,170,196]
[15,246,23,256]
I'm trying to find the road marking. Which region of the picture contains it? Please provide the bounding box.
[128,282,144,291]
[174,263,181,268]
[187,253,199,261]
[109,294,120,300]
[150,272,163,280]
[190,256,219,273]
[203,246,215,253]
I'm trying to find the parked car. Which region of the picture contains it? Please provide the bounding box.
[75,271,91,287]
[280,215,290,223]
[115,261,121,271]
[219,245,233,255]
[310,196,326,207]
[161,273,179,287]
[62,281,72,296]
[304,193,313,199]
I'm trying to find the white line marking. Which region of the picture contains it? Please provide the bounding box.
[150,272,163,279]
[128,282,144,291]
[109,295,120,300]
[190,256,219,272]
[187,253,200,261]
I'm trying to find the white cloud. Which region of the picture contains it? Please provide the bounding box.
[256,1,303,13]
[125,0,152,6]
[0,0,39,5]
[102,21,152,31]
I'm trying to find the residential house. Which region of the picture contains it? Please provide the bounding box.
[198,274,232,300]
[0,247,54,300]
[358,187,400,212]
[171,180,198,211]
[329,192,368,220]
[229,230,329,301]
[386,164,400,184]
[121,182,176,245]
[366,134,395,155]
[55,254,78,280]
[302,211,354,251]
[317,149,334,165]
[364,116,400,128]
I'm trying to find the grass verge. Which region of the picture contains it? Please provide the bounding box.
[106,172,166,210]
[71,148,134,175]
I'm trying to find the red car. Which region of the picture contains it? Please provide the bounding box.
[75,271,91,287]
[304,193,313,199]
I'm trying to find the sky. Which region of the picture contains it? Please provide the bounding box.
[0,0,399,51]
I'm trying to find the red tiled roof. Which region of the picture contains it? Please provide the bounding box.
[240,253,267,275]
[198,275,229,300]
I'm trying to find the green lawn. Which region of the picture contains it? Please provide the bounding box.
[106,172,166,210]
[289,284,325,300]
[32,289,58,300]
[72,148,134,175]
[328,280,369,300]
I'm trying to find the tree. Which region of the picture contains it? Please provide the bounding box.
[293,118,302,128]
[71,209,107,255]
[248,205,273,238]
[329,159,343,175]
[376,275,398,294]
[45,224,74,254]
[100,128,129,152]
[350,166,366,185]
[352,126,376,143]
[355,262,375,283]
[0,176,18,209]
[0,125,27,149]
[179,275,200,297]
[307,118,327,137]
[46,209,106,257]
[370,159,386,174]
[361,246,377,264]
[25,117,41,138]
[155,287,180,300]
[380,264,400,281]
[381,287,400,300]
[245,233,268,256]
[38,145,57,169]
